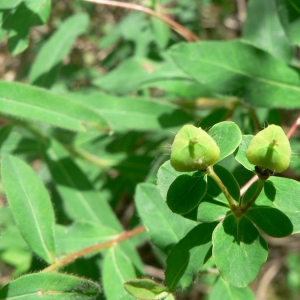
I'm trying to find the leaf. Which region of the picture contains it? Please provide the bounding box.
[102,246,138,300]
[45,138,122,231]
[67,91,192,132]
[245,206,293,237]
[0,81,110,132]
[55,221,118,255]
[8,0,51,55]
[92,56,188,94]
[151,16,170,50]
[29,13,89,87]
[277,0,300,45]
[234,135,255,171]
[1,155,56,264]
[135,183,196,253]
[256,177,300,233]
[195,194,230,223]
[0,272,100,299]
[209,276,255,300]
[213,214,268,287]
[157,160,189,200]
[169,40,300,108]
[0,0,22,9]
[243,0,293,62]
[208,121,242,162]
[124,278,170,300]
[165,222,217,291]
[166,172,207,214]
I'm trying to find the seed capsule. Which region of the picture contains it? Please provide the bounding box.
[170,124,220,172]
[246,125,291,173]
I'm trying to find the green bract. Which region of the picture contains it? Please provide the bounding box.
[246,124,291,173]
[170,124,220,172]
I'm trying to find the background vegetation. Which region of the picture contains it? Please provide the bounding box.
[0,0,300,299]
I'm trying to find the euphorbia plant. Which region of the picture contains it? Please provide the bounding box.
[128,121,300,299]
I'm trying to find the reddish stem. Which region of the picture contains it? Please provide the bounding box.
[241,115,300,196]
[41,225,146,273]
[83,0,200,42]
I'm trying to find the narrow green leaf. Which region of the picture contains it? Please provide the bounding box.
[135,183,196,253]
[0,272,100,299]
[125,278,169,300]
[0,81,110,132]
[165,222,217,291]
[1,155,56,264]
[92,56,188,94]
[166,173,207,214]
[209,276,255,300]
[55,221,118,255]
[45,138,122,231]
[169,40,300,108]
[234,135,255,171]
[29,13,89,87]
[208,121,242,162]
[213,214,268,287]
[67,91,192,132]
[243,0,293,62]
[246,206,293,237]
[102,246,138,300]
[8,0,51,55]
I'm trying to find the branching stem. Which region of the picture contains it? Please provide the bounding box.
[206,166,236,210]
[241,179,265,212]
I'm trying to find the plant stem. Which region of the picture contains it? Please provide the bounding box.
[206,166,236,210]
[83,0,200,42]
[242,179,264,212]
[41,225,146,273]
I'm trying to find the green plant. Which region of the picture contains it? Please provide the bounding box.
[0,0,300,299]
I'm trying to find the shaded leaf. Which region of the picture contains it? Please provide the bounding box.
[45,139,122,230]
[165,222,217,291]
[245,206,293,237]
[166,173,207,214]
[157,160,189,200]
[256,177,300,233]
[7,0,51,55]
[29,13,89,87]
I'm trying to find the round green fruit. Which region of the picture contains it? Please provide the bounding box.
[170,124,220,172]
[246,124,291,173]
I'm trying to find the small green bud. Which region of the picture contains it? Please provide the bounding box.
[170,124,220,172]
[246,124,291,173]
